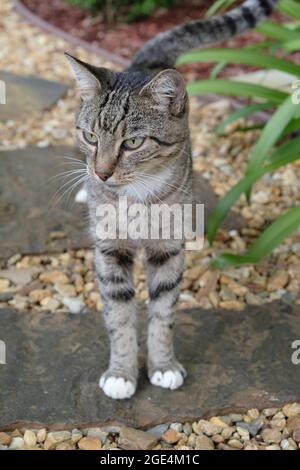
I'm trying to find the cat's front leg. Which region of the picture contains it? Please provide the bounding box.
[95,244,138,399]
[146,243,186,390]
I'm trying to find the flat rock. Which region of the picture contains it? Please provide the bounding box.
[0,146,90,261]
[1,302,300,430]
[0,71,68,121]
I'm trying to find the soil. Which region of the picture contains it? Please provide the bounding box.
[20,0,285,80]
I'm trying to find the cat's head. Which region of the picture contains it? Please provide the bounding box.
[66,54,189,197]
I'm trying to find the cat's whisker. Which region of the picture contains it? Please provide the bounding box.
[49,168,87,182]
[49,173,89,208]
[136,172,190,196]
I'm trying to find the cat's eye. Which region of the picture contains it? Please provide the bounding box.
[82,130,98,145]
[122,137,145,150]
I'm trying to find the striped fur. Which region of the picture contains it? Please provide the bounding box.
[66,0,278,399]
[130,0,279,71]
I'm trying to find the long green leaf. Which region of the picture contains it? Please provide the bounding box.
[212,204,300,268]
[207,136,300,243]
[206,0,237,17]
[177,48,300,76]
[187,79,288,104]
[247,96,298,173]
[216,102,273,135]
[256,20,300,41]
[279,0,300,21]
[281,38,300,51]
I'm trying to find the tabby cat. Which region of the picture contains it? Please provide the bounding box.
[66,0,278,399]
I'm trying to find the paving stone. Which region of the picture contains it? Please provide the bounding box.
[0,302,300,429]
[0,146,90,260]
[0,71,68,121]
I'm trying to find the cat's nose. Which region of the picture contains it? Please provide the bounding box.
[95,171,112,182]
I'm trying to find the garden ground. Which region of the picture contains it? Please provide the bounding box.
[1,0,300,450]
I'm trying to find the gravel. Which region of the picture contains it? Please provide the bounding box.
[0,404,299,450]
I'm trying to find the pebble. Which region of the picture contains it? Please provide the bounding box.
[221,426,235,439]
[9,437,24,450]
[292,428,300,443]
[71,429,83,444]
[286,415,300,432]
[44,431,71,450]
[87,428,108,444]
[23,430,37,447]
[62,296,85,314]
[56,441,76,450]
[270,418,286,431]
[0,432,11,446]
[78,437,102,450]
[210,416,229,428]
[146,424,168,438]
[195,435,214,450]
[162,429,181,444]
[36,428,47,443]
[29,289,52,303]
[170,423,183,433]
[267,271,289,291]
[118,427,158,450]
[236,420,263,437]
[0,279,10,292]
[40,270,69,285]
[55,283,76,297]
[40,297,60,312]
[280,439,290,450]
[193,419,222,436]
[247,409,260,420]
[0,267,37,285]
[236,426,250,441]
[228,438,243,449]
[182,423,193,436]
[283,403,300,417]
[261,428,282,444]
[0,291,13,301]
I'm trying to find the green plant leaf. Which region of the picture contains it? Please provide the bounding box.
[281,38,300,51]
[216,102,273,135]
[255,20,300,41]
[247,96,298,173]
[177,48,300,76]
[205,0,237,17]
[279,0,300,21]
[207,136,300,243]
[212,204,300,268]
[187,79,288,104]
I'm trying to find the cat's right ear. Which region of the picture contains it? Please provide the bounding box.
[65,53,103,100]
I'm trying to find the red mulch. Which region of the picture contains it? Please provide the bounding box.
[21,0,297,80]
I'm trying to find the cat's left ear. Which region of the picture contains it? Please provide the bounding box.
[140,69,187,116]
[65,53,111,100]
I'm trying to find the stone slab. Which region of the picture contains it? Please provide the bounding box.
[0,302,300,430]
[0,146,90,260]
[0,71,68,121]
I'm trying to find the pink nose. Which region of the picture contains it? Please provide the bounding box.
[95,171,112,181]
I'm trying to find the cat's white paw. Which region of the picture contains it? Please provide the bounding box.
[99,375,136,399]
[75,187,88,204]
[150,370,184,390]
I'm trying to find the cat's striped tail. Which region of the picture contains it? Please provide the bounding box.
[130,0,279,72]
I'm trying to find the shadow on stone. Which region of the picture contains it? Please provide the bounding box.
[0,302,299,430]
